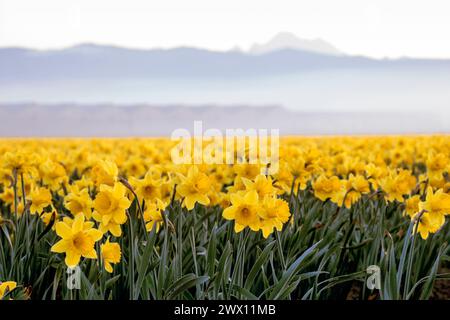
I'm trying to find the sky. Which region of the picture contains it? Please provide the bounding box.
[0,0,449,59]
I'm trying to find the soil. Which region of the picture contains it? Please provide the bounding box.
[345,267,450,300]
[431,267,450,300]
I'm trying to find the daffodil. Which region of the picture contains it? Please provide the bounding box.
[415,212,445,240]
[93,182,131,236]
[91,160,118,187]
[419,187,450,217]
[64,187,93,219]
[51,213,103,267]
[223,190,260,233]
[233,164,261,180]
[143,199,166,232]
[29,187,52,214]
[365,163,387,190]
[41,208,58,226]
[241,174,278,198]
[411,187,450,239]
[0,188,15,206]
[0,281,17,299]
[177,166,211,210]
[2,151,36,175]
[258,196,291,238]
[379,170,416,203]
[130,171,162,202]
[312,175,344,204]
[336,174,370,208]
[39,158,68,189]
[101,238,121,273]
[405,195,421,217]
[426,152,448,178]
[0,168,11,186]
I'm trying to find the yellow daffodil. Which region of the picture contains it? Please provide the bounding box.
[241,174,278,198]
[380,170,416,203]
[415,212,445,240]
[411,187,450,239]
[39,159,68,189]
[336,174,370,208]
[51,213,103,267]
[2,151,36,175]
[0,281,17,299]
[101,238,121,273]
[64,187,93,219]
[426,152,448,178]
[144,199,167,232]
[130,171,162,202]
[365,163,387,190]
[0,188,15,206]
[29,187,52,214]
[419,187,450,217]
[223,190,260,233]
[177,166,211,210]
[93,182,131,237]
[405,195,421,217]
[258,196,291,238]
[41,208,58,226]
[312,175,344,204]
[91,160,118,187]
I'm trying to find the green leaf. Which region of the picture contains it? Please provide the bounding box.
[244,241,275,290]
[133,226,157,299]
[166,274,209,299]
[268,240,322,300]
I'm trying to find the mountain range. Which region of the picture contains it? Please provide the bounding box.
[0,33,449,135]
[1,34,449,81]
[0,104,445,136]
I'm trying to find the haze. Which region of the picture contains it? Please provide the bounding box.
[1,0,450,59]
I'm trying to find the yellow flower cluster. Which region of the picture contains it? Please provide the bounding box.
[405,187,450,239]
[0,135,449,273]
[223,175,291,237]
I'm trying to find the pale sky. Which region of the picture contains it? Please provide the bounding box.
[0,0,449,58]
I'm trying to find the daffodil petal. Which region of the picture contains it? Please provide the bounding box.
[51,239,68,253]
[55,222,72,239]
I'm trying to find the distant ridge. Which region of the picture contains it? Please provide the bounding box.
[0,104,445,136]
[1,40,449,81]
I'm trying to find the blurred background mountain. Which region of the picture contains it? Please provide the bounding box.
[1,32,449,136]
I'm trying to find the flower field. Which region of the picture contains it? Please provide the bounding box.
[1,135,450,300]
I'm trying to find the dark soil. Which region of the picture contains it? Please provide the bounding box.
[431,267,450,300]
[344,268,450,300]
